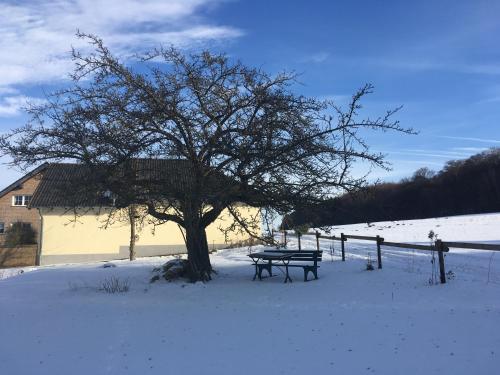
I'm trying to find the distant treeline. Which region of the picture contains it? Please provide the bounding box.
[285,148,500,228]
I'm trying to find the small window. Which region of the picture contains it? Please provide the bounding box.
[0,222,4,234]
[12,195,32,207]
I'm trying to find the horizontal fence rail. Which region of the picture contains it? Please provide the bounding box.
[317,235,342,241]
[443,241,500,252]
[380,241,447,252]
[271,229,500,284]
[344,234,381,242]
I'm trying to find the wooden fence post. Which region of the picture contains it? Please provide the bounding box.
[284,230,287,247]
[315,231,320,251]
[341,233,346,262]
[436,239,446,284]
[298,232,302,251]
[376,235,382,269]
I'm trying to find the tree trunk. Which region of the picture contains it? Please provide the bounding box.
[128,205,137,261]
[183,205,212,282]
[184,223,212,281]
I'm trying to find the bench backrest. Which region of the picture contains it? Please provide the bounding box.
[264,250,322,262]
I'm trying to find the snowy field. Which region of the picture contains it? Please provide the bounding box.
[321,211,500,244]
[1,213,500,375]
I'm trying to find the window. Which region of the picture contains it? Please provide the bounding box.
[12,195,32,207]
[0,222,4,234]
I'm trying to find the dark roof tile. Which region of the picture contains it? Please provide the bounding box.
[30,159,224,208]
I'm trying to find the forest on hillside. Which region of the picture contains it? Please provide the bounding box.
[285,148,500,228]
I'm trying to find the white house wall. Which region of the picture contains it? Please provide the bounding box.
[39,206,260,264]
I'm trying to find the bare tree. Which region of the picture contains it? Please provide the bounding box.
[0,33,413,281]
[127,204,139,261]
[107,203,144,261]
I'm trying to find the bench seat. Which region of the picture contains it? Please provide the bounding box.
[260,250,323,281]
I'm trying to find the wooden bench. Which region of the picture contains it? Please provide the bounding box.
[260,250,323,282]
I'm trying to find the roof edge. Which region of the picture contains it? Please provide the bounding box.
[0,163,49,200]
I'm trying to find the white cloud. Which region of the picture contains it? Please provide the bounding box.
[379,150,468,159]
[301,52,330,64]
[0,87,19,95]
[391,159,444,167]
[402,149,471,157]
[308,52,330,63]
[350,57,500,76]
[0,95,46,117]
[0,0,242,91]
[438,136,500,144]
[452,147,488,152]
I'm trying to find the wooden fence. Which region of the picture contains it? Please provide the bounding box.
[271,229,500,284]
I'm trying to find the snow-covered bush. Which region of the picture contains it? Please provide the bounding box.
[98,276,130,293]
[151,258,189,282]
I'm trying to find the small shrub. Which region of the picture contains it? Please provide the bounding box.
[428,230,439,285]
[366,254,374,271]
[294,223,311,235]
[4,222,37,247]
[98,276,130,293]
[151,258,189,282]
[67,280,93,292]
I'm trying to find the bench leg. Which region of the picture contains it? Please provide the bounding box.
[284,263,292,283]
[258,262,273,280]
[303,266,318,282]
[252,263,258,281]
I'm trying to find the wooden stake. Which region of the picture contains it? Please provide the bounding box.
[376,235,382,269]
[315,231,320,251]
[341,233,346,262]
[436,239,446,284]
[298,232,302,251]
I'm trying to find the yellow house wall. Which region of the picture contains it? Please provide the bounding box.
[39,205,260,262]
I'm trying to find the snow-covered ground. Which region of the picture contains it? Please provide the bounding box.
[318,212,500,243]
[1,213,500,375]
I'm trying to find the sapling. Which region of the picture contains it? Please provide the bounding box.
[366,253,374,271]
[428,230,438,285]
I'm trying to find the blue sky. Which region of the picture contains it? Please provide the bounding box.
[1,0,500,186]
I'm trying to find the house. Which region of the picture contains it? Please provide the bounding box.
[0,161,260,267]
[0,164,49,267]
[0,163,48,247]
